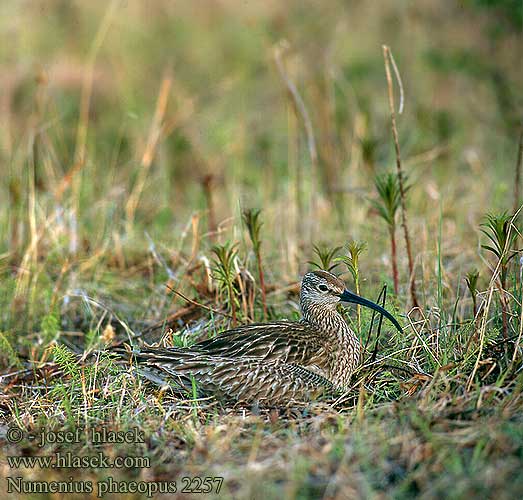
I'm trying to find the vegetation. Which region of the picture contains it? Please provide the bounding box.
[1,1,523,498]
[372,173,402,294]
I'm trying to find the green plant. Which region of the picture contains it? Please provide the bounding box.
[480,212,519,339]
[465,269,480,318]
[383,45,419,308]
[41,312,60,346]
[308,244,342,272]
[51,343,80,380]
[360,135,379,169]
[242,208,268,320]
[336,241,367,331]
[0,332,22,368]
[211,242,240,326]
[372,172,402,294]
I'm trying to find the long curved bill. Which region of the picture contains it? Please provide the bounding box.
[339,289,403,333]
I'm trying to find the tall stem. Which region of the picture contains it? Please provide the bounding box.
[227,281,237,327]
[513,127,523,214]
[500,268,508,341]
[383,45,419,308]
[355,265,361,333]
[256,250,268,320]
[390,225,399,295]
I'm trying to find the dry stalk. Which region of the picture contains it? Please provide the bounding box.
[273,42,318,170]
[125,74,173,232]
[256,249,268,320]
[274,42,318,241]
[201,174,217,240]
[382,45,419,308]
[72,0,120,252]
[286,97,299,276]
[233,259,250,321]
[406,308,440,368]
[74,0,120,167]
[390,226,399,295]
[466,281,496,391]
[165,284,234,320]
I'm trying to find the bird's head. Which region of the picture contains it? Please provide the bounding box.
[300,270,403,333]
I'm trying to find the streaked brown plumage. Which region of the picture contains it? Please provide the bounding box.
[121,270,402,405]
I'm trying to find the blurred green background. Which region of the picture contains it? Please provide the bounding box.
[0,0,522,322]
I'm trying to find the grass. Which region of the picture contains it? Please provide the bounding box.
[1,0,523,498]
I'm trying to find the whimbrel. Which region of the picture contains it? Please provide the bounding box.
[120,270,402,404]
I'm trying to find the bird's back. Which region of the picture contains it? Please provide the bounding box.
[190,321,330,364]
[127,345,334,405]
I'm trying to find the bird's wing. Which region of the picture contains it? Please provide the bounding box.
[185,321,326,366]
[126,346,333,404]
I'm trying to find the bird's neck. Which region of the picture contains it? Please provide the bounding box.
[301,302,361,388]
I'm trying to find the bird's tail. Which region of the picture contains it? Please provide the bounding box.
[109,344,229,397]
[111,344,213,369]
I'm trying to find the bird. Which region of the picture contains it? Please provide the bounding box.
[118,270,403,405]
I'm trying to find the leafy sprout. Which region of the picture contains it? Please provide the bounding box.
[211,242,239,324]
[335,241,367,331]
[465,268,480,317]
[308,244,342,272]
[242,208,263,253]
[370,172,406,295]
[465,269,479,297]
[242,208,268,319]
[335,241,367,289]
[480,212,518,263]
[371,172,402,227]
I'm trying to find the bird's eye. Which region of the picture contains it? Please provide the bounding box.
[317,284,329,292]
